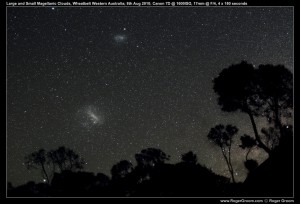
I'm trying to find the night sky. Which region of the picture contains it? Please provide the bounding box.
[7,6,293,186]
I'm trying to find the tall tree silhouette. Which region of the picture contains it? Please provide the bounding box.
[24,149,50,184]
[208,124,238,183]
[256,64,293,140]
[213,61,270,154]
[213,61,293,155]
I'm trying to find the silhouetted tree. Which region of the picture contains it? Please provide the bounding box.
[256,64,293,139]
[47,146,85,173]
[214,61,293,155]
[135,148,170,167]
[111,160,133,180]
[24,149,50,184]
[208,124,238,183]
[134,148,170,183]
[213,61,271,154]
[46,149,58,180]
[181,151,198,164]
[239,134,259,172]
[24,147,85,185]
[240,134,257,161]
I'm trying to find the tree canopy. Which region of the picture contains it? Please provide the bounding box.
[213,61,293,155]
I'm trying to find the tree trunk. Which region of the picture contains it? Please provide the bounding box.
[221,147,235,183]
[273,96,285,140]
[228,141,235,183]
[229,165,235,183]
[247,111,271,155]
[41,163,50,184]
[246,147,252,160]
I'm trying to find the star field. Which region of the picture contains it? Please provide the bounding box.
[7,7,293,186]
